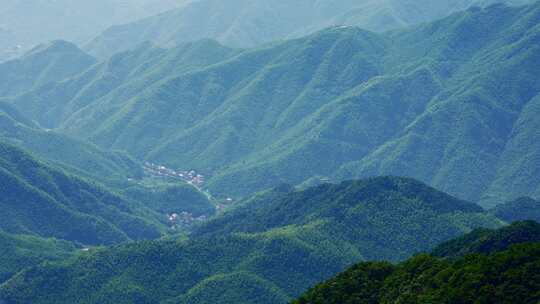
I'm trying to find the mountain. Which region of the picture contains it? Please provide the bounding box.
[11,2,538,206]
[0,177,503,304]
[0,142,163,245]
[0,41,96,97]
[0,0,189,61]
[292,222,540,304]
[85,0,534,58]
[0,231,76,283]
[490,197,540,223]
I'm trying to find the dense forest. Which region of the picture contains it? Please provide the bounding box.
[293,221,540,304]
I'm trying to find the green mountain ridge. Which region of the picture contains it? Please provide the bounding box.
[293,221,540,304]
[0,176,503,304]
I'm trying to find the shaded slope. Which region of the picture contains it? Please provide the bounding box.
[0,142,162,245]
[0,177,502,304]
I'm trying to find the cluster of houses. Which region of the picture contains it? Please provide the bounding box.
[167,212,207,230]
[142,162,238,228]
[143,162,205,187]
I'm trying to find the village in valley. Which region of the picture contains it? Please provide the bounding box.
[143,162,206,188]
[142,162,234,230]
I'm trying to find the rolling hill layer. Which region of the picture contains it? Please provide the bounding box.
[293,221,540,304]
[0,177,502,304]
[0,0,189,61]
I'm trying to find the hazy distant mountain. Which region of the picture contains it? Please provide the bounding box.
[0,177,502,304]
[0,41,96,97]
[0,0,189,61]
[490,197,540,223]
[85,0,534,58]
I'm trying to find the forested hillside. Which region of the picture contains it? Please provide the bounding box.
[293,221,540,304]
[0,177,502,304]
[0,142,163,245]
[8,2,539,206]
[0,231,76,284]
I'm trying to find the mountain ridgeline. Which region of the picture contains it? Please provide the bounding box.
[6,2,540,206]
[84,0,534,58]
[0,177,504,304]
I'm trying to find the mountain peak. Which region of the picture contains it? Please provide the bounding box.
[24,40,88,58]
